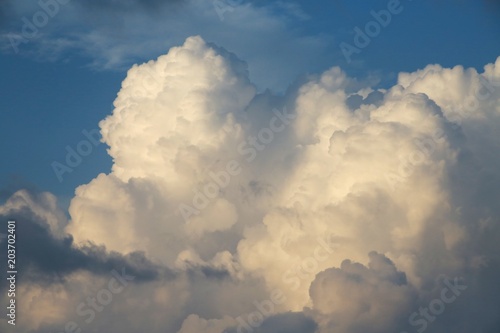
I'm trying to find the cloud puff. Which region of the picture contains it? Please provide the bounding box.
[309,252,416,333]
[67,36,256,259]
[4,36,500,333]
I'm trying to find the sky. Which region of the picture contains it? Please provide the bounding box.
[0,0,499,201]
[0,0,500,333]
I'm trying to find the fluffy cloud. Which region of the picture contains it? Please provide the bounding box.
[67,35,256,258]
[3,36,500,333]
[0,189,257,333]
[309,252,416,333]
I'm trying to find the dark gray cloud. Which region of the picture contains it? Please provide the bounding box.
[194,266,231,280]
[0,205,171,289]
[253,312,318,333]
[0,188,232,298]
[224,312,318,333]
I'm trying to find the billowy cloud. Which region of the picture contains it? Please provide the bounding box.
[2,36,500,333]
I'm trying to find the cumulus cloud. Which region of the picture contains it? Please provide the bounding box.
[0,189,252,333]
[4,36,500,333]
[309,252,416,333]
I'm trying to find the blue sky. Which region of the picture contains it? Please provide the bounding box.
[1,0,499,203]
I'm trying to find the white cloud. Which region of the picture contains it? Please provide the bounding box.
[4,35,500,333]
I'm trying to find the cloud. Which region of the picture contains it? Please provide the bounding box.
[64,36,500,333]
[0,190,168,286]
[0,0,330,90]
[0,188,254,333]
[4,36,500,333]
[224,312,318,333]
[308,252,416,333]
[66,36,257,261]
[177,314,237,333]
